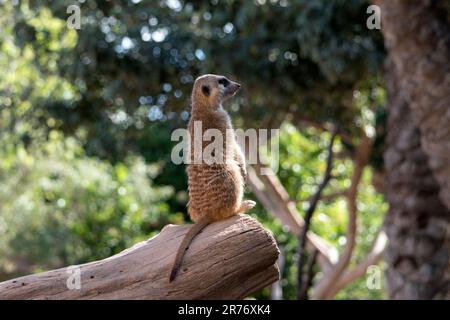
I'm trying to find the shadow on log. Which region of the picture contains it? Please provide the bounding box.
[0,215,280,300]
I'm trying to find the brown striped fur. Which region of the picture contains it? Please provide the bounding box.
[169,74,255,281]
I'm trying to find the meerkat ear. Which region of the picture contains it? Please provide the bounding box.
[202,85,210,97]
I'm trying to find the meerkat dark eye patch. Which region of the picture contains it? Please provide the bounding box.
[202,85,210,96]
[218,78,229,87]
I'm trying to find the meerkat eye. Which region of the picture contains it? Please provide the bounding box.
[201,85,210,96]
[218,78,229,87]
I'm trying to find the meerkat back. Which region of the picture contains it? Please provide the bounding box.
[169,74,256,282]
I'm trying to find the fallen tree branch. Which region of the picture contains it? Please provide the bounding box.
[0,215,280,300]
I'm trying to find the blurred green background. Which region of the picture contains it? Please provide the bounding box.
[0,0,388,299]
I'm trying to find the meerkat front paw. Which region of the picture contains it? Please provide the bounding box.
[237,200,256,213]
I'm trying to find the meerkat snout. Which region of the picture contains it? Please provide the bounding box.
[219,77,241,98]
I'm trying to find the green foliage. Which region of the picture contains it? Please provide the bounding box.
[6,0,384,156]
[252,125,387,299]
[0,0,388,299]
[0,131,174,275]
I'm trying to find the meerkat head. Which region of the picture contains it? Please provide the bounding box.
[192,74,241,108]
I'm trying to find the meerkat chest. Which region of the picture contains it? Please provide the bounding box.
[189,110,236,161]
[190,109,232,130]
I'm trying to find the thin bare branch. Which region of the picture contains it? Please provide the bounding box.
[298,249,319,300]
[293,116,354,146]
[326,229,387,297]
[247,166,337,271]
[298,129,337,299]
[312,134,372,299]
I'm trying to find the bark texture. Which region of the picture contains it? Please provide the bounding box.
[376,0,450,209]
[0,215,280,300]
[375,0,450,299]
[384,58,450,299]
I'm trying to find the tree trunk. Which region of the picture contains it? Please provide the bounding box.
[0,215,280,300]
[376,0,450,299]
[376,0,450,209]
[383,58,450,299]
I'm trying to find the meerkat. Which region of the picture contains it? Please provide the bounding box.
[169,74,256,282]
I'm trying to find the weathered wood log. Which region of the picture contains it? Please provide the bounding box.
[0,214,280,300]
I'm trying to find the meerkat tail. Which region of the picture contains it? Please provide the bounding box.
[236,200,256,214]
[169,216,211,282]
